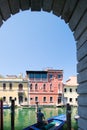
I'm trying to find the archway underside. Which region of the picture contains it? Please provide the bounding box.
[0,0,87,129]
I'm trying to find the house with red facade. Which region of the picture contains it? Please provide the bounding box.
[26,69,63,106]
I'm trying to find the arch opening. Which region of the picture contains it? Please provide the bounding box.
[0,10,77,83]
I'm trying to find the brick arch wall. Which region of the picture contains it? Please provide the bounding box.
[0,0,87,129]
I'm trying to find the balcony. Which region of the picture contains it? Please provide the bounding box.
[18,89,24,93]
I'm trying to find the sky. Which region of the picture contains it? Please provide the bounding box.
[0,10,77,82]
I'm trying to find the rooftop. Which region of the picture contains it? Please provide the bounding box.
[65,76,78,86]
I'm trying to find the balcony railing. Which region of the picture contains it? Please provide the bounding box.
[18,89,24,93]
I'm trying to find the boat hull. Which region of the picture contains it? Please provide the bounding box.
[3,105,10,109]
[23,114,66,130]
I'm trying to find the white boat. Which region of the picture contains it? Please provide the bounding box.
[3,105,10,109]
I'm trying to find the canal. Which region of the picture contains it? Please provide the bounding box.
[3,107,78,130]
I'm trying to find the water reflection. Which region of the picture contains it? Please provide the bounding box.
[42,107,66,119]
[3,107,77,130]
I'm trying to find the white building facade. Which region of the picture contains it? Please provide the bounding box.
[64,76,78,106]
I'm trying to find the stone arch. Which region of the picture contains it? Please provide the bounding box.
[0,0,87,129]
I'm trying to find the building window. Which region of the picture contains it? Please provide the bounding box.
[50,84,53,91]
[50,97,53,102]
[9,97,12,102]
[35,74,41,79]
[49,74,53,79]
[29,73,47,80]
[69,98,72,102]
[30,84,32,90]
[29,73,34,79]
[70,88,72,92]
[3,83,6,90]
[35,84,38,90]
[19,95,23,104]
[25,98,27,101]
[18,84,23,90]
[43,97,46,102]
[30,98,33,100]
[58,74,62,79]
[42,74,47,80]
[35,97,38,102]
[3,97,6,102]
[43,84,46,90]
[76,98,77,102]
[9,83,12,90]
[58,97,62,104]
[64,88,67,92]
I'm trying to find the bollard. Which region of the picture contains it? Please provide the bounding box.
[11,99,15,130]
[36,102,39,123]
[0,99,3,130]
[66,103,71,130]
[36,101,39,111]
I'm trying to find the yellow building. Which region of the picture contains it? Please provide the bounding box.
[64,76,78,106]
[0,74,28,106]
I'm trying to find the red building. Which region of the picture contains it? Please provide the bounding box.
[26,69,63,106]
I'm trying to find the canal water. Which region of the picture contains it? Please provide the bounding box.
[3,107,78,130]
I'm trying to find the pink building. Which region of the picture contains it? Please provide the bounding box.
[26,69,63,106]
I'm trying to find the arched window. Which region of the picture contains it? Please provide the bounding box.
[3,96,6,102]
[9,83,12,90]
[43,97,46,102]
[43,84,46,90]
[18,84,23,90]
[70,88,72,92]
[3,83,6,90]
[35,84,38,90]
[50,83,52,91]
[30,83,33,90]
[9,97,12,102]
[50,97,53,102]
[35,97,38,102]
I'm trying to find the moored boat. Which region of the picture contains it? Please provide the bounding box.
[3,105,10,109]
[23,114,66,130]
